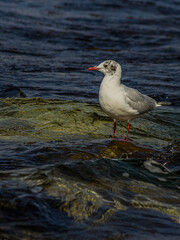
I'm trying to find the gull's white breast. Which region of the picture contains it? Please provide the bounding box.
[99,77,139,121]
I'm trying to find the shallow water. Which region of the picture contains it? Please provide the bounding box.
[0,0,180,239]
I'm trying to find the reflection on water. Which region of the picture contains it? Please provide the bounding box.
[0,0,180,239]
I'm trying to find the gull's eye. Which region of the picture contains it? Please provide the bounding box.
[104,64,108,68]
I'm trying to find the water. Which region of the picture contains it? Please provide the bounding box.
[0,0,180,239]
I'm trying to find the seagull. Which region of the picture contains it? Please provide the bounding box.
[87,60,161,141]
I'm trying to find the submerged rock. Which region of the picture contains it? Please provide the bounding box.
[0,98,179,239]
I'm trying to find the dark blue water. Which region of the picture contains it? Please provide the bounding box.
[0,0,180,103]
[0,0,180,239]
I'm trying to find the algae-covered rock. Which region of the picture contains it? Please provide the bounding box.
[0,97,178,147]
[0,97,111,141]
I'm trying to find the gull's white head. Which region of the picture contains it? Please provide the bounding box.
[88,60,122,77]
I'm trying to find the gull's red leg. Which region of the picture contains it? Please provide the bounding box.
[125,121,130,141]
[112,120,116,139]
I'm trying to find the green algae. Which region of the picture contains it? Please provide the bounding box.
[0,97,110,141]
[0,98,179,147]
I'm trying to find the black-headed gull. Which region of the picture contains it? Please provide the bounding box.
[88,60,161,141]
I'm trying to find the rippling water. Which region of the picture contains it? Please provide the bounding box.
[0,0,180,239]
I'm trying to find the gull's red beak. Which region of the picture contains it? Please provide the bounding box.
[87,67,100,71]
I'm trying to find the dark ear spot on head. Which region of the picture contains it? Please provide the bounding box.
[110,65,116,71]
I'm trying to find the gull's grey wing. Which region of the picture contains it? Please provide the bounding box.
[122,85,157,114]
